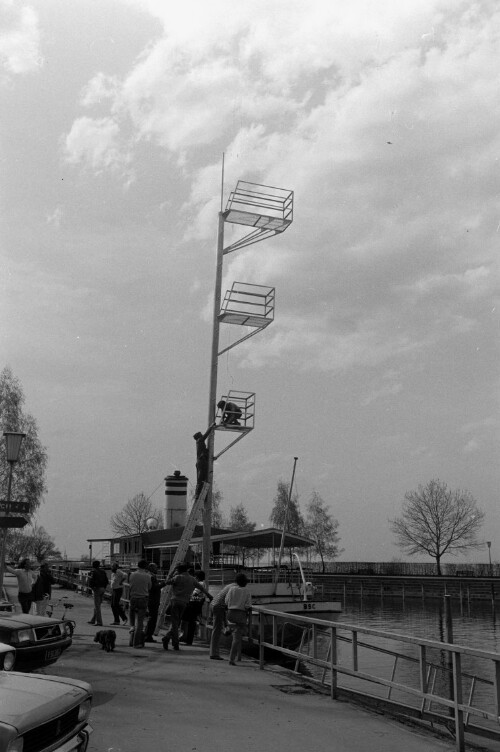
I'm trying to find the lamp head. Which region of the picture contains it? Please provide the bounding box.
[3,432,26,463]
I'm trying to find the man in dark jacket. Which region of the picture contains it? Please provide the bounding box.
[163,563,212,650]
[193,423,215,498]
[144,563,162,642]
[87,561,109,626]
[32,562,55,616]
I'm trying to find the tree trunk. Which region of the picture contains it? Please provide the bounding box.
[436,555,442,576]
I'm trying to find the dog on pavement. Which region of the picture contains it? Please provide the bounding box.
[94,629,116,652]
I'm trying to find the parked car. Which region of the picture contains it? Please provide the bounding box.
[0,613,73,671]
[0,670,92,751]
[0,643,15,671]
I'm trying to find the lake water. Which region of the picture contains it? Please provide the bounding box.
[309,595,500,716]
[333,595,500,653]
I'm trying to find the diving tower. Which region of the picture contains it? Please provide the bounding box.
[202,172,294,575]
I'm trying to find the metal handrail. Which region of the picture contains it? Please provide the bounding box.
[254,607,500,751]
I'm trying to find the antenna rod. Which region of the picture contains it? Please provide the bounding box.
[220,152,225,213]
[274,456,299,592]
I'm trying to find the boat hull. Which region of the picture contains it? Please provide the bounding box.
[252,599,342,615]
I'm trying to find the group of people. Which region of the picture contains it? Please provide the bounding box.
[8,557,253,663]
[87,560,162,646]
[6,559,55,614]
[88,559,252,663]
[87,560,213,650]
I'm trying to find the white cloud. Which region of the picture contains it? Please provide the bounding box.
[64,116,132,174]
[400,266,494,300]
[63,0,500,377]
[0,2,42,75]
[80,72,120,107]
[46,206,63,229]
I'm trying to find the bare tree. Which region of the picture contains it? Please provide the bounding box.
[390,479,485,575]
[6,529,32,563]
[28,524,62,563]
[6,524,61,563]
[110,493,162,537]
[304,492,343,573]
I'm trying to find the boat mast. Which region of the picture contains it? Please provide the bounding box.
[274,456,298,593]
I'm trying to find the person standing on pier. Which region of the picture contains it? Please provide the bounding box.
[109,562,128,626]
[180,569,206,645]
[225,572,252,666]
[128,559,151,648]
[209,581,234,660]
[32,562,55,616]
[144,563,162,643]
[163,563,212,650]
[87,561,109,626]
[6,559,38,614]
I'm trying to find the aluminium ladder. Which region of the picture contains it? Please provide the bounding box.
[153,482,209,635]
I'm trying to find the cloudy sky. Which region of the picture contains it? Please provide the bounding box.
[1,0,499,563]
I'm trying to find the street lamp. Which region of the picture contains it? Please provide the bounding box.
[487,541,493,577]
[0,431,26,592]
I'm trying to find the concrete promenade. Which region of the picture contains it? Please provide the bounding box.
[4,578,459,752]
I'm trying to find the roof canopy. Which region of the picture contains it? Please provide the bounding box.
[88,527,314,551]
[142,527,314,551]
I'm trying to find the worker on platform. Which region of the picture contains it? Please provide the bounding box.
[217,400,242,426]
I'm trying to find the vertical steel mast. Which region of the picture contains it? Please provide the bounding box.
[202,171,294,583]
[203,211,225,575]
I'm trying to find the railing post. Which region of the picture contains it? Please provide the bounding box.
[494,658,500,718]
[259,611,265,669]
[419,645,427,694]
[352,630,358,671]
[452,651,465,752]
[330,625,337,700]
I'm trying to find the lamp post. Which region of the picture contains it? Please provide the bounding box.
[0,431,26,593]
[487,541,493,577]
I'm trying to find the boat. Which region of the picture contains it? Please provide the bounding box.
[249,553,341,615]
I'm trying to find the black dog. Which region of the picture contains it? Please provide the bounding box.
[94,629,116,652]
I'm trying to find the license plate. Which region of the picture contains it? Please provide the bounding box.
[45,648,62,660]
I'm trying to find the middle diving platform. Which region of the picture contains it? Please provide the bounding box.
[218,282,275,355]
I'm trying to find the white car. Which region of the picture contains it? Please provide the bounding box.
[0,642,93,752]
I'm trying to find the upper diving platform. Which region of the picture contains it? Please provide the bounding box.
[222,181,294,254]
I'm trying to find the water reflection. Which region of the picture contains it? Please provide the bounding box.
[324,596,500,712]
[334,596,500,653]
